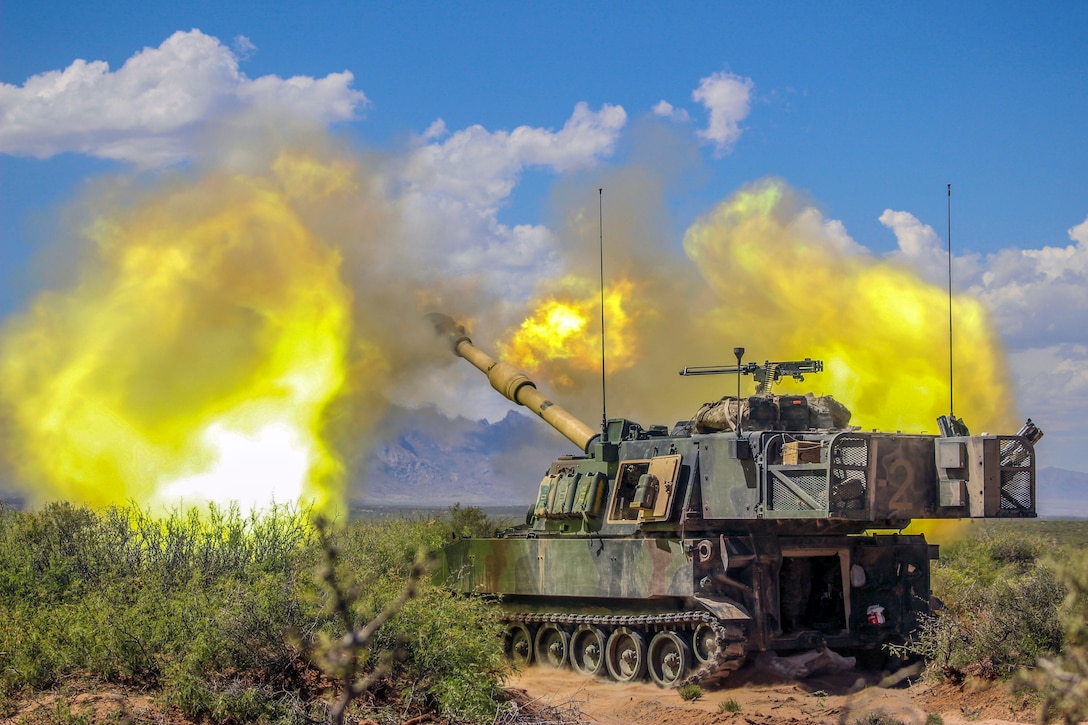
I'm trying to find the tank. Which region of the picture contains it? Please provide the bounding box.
[428,314,1044,686]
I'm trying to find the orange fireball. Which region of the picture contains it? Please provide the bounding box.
[500,276,639,386]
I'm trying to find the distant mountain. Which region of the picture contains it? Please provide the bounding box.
[0,492,24,509]
[352,406,569,507]
[1037,466,1088,518]
[0,471,24,508]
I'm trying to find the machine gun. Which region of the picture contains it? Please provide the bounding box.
[679,358,823,395]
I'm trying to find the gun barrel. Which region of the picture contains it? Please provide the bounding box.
[429,314,600,454]
[679,363,758,376]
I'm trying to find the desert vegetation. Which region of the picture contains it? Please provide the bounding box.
[0,501,507,724]
[893,520,1088,724]
[899,530,1065,679]
[1,503,1086,724]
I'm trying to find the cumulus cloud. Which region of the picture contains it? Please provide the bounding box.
[402,101,626,212]
[652,100,690,122]
[879,209,983,289]
[1071,217,1088,246]
[0,29,367,166]
[394,102,625,294]
[1007,343,1088,471]
[880,208,1088,351]
[232,35,257,61]
[421,118,448,140]
[691,70,754,156]
[399,102,625,219]
[880,209,943,259]
[971,217,1088,350]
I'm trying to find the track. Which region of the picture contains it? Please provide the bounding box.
[503,610,747,688]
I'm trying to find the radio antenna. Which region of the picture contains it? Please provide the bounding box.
[599,188,607,433]
[946,183,954,417]
[733,347,745,433]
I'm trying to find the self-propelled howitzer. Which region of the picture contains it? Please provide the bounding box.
[429,314,1043,686]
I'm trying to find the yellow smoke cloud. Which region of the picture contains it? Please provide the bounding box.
[0,134,1020,524]
[0,151,358,512]
[502,178,1016,441]
[683,179,1015,433]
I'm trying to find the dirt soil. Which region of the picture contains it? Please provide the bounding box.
[1,690,172,724]
[508,664,1041,725]
[2,665,1044,725]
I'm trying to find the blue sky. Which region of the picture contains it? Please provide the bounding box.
[5,3,1086,258]
[1,2,1086,494]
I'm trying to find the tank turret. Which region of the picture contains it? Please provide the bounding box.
[430,315,1043,687]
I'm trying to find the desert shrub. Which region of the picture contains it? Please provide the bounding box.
[897,531,1065,680]
[1018,547,1088,724]
[311,514,507,721]
[719,697,741,712]
[676,684,702,701]
[0,503,509,724]
[162,670,297,725]
[330,515,449,583]
[934,531,1045,596]
[386,586,506,719]
[0,502,311,599]
[446,503,496,539]
[0,501,97,602]
[854,716,904,725]
[0,503,313,697]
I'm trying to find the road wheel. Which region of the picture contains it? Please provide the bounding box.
[569,625,607,676]
[648,631,691,687]
[504,622,533,667]
[534,623,570,669]
[692,622,719,665]
[605,627,646,682]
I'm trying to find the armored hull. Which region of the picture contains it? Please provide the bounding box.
[428,314,1041,686]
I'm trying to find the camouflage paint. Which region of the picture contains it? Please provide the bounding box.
[437,536,693,598]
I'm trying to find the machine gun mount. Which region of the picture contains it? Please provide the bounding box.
[680,358,824,395]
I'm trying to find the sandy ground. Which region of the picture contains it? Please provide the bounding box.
[508,664,1040,725]
[3,665,1044,725]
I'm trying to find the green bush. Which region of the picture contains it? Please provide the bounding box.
[897,531,1065,680]
[0,501,97,602]
[313,514,506,721]
[1018,547,1088,724]
[676,684,702,701]
[0,503,508,723]
[446,503,496,539]
[162,670,298,725]
[379,586,505,719]
[854,716,904,725]
[0,504,312,697]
